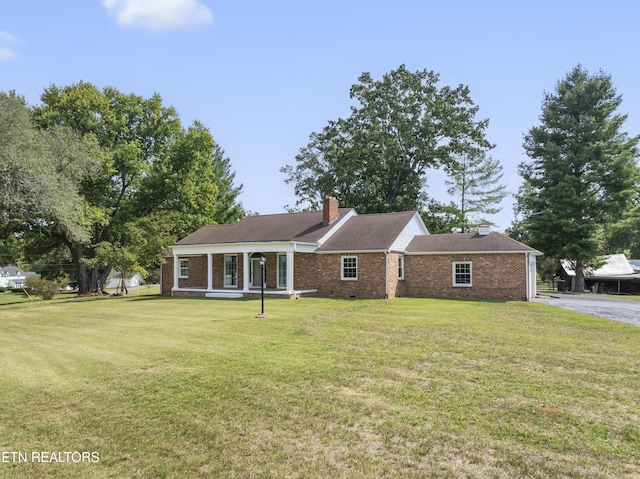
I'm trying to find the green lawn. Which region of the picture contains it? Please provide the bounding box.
[0,293,638,478]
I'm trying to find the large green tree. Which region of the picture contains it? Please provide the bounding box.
[26,82,243,294]
[419,199,460,234]
[445,151,507,232]
[0,91,100,252]
[95,213,176,294]
[517,65,639,292]
[139,121,244,238]
[281,65,493,213]
[600,191,640,258]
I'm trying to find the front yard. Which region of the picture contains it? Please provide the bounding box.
[0,293,638,478]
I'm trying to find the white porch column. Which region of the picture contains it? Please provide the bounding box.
[207,253,213,291]
[173,254,179,293]
[287,250,295,295]
[242,251,250,292]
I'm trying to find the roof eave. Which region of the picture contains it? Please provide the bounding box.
[170,241,320,255]
[406,249,542,256]
[315,249,392,254]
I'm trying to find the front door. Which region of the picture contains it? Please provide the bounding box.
[251,258,264,288]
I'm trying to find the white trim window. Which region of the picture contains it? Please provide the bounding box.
[452,262,472,287]
[398,255,405,280]
[341,256,358,280]
[277,253,287,289]
[179,259,189,278]
[224,254,238,287]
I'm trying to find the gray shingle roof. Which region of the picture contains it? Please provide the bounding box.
[175,208,354,245]
[317,212,418,252]
[406,232,540,254]
[174,211,540,256]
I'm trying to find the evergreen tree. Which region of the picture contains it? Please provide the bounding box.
[140,121,244,238]
[420,200,460,234]
[600,190,640,258]
[445,151,507,232]
[517,65,639,292]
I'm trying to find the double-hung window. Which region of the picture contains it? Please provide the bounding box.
[341,256,358,280]
[224,254,238,287]
[452,262,472,287]
[398,255,405,280]
[179,259,189,278]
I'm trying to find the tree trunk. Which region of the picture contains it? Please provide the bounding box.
[70,243,111,294]
[574,259,586,293]
[120,269,128,295]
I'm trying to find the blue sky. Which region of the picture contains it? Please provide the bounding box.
[2,0,639,231]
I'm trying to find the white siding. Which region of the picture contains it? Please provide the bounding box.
[390,213,429,251]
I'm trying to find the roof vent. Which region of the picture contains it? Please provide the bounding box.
[478,225,491,236]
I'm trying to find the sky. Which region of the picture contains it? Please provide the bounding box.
[2,0,639,231]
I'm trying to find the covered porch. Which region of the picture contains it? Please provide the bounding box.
[168,242,318,298]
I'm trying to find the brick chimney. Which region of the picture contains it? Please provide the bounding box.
[323,196,339,225]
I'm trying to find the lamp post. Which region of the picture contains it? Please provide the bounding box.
[251,252,266,317]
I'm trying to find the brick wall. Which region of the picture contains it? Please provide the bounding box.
[314,253,389,298]
[164,252,393,298]
[162,251,529,301]
[263,252,277,289]
[402,253,528,301]
[293,253,318,290]
[211,254,244,290]
[161,254,246,296]
[161,257,173,296]
[179,256,208,289]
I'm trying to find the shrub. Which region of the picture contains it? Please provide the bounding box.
[0,286,6,293]
[24,276,61,300]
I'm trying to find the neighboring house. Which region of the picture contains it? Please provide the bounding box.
[162,197,541,301]
[106,273,144,290]
[561,254,640,294]
[0,266,36,288]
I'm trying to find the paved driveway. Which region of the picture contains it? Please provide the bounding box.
[533,293,640,327]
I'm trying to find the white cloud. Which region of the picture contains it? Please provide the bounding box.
[102,0,213,32]
[0,30,18,43]
[0,47,15,60]
[0,30,19,60]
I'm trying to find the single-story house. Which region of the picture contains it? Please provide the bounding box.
[161,197,541,301]
[561,254,640,294]
[0,266,36,289]
[106,273,144,290]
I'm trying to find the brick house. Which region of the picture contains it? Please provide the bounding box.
[161,197,541,301]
